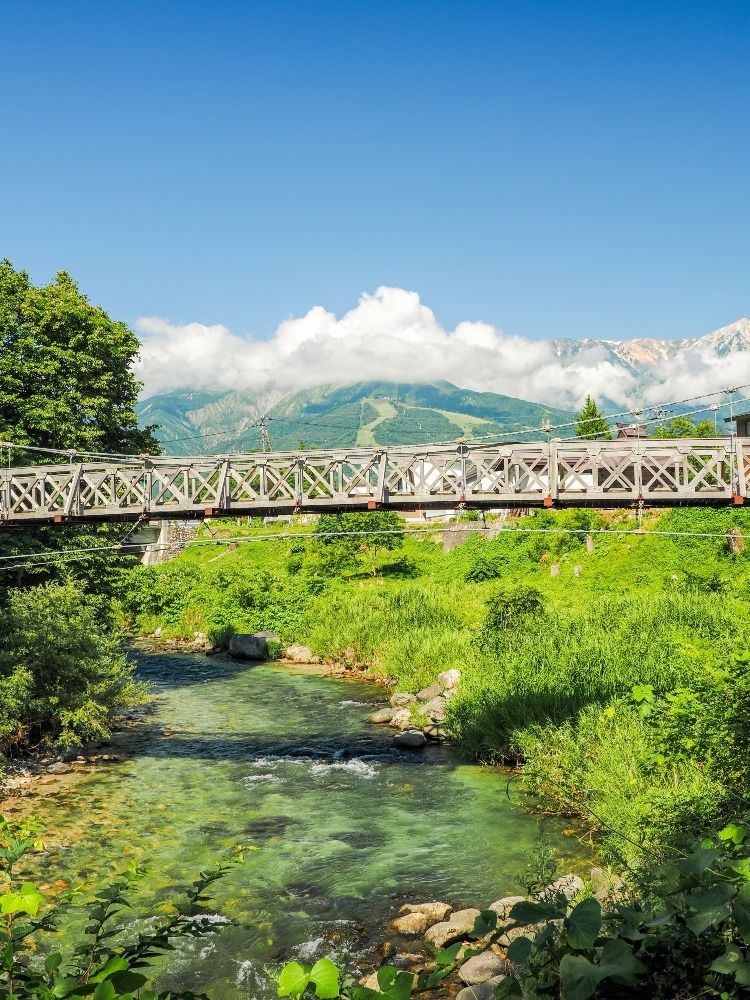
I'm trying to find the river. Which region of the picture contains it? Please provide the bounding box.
[20,650,590,998]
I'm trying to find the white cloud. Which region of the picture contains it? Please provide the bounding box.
[134,286,747,411]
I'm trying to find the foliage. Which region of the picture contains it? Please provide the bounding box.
[653,414,716,439]
[0,260,159,457]
[314,512,404,577]
[574,396,612,440]
[0,582,143,753]
[0,813,246,999]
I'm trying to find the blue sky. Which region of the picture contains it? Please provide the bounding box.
[2,0,748,346]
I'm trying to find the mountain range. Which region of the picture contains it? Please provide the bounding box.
[137,381,574,455]
[136,317,750,454]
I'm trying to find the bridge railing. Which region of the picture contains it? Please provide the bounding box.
[0,438,747,523]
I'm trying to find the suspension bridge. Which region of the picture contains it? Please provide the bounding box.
[0,436,748,526]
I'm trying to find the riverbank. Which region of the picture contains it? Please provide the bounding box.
[118,506,750,866]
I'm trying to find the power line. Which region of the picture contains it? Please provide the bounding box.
[0,522,746,574]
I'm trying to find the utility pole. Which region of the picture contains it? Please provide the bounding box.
[254,415,274,452]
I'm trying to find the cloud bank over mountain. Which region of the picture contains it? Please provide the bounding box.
[135,286,750,409]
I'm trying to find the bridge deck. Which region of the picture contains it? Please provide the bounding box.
[1,438,748,525]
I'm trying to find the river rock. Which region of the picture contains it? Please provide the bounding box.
[229,633,274,660]
[369,708,395,724]
[458,953,506,985]
[424,908,481,950]
[419,696,447,721]
[389,911,432,936]
[423,722,444,739]
[390,692,416,709]
[437,669,461,689]
[284,644,320,663]
[416,682,443,701]
[590,867,625,902]
[456,975,506,1000]
[393,729,426,749]
[538,874,583,902]
[489,895,526,920]
[46,762,73,774]
[389,709,413,729]
[400,901,452,921]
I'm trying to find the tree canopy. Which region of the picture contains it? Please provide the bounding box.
[652,414,716,439]
[315,510,404,576]
[0,260,159,458]
[574,395,612,440]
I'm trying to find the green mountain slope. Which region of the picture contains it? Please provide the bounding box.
[137,381,573,455]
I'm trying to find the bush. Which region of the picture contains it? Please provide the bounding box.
[0,582,144,752]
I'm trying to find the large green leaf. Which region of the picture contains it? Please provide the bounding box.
[566,898,602,951]
[509,900,564,925]
[559,939,644,1000]
[469,910,498,939]
[278,962,311,998]
[505,936,533,964]
[0,882,45,916]
[376,965,414,1000]
[558,954,602,1000]
[677,848,721,876]
[309,958,339,999]
[734,883,750,943]
[685,883,734,935]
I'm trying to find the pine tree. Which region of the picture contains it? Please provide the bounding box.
[575,395,612,440]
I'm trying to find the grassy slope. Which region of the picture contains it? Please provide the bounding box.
[121,506,750,863]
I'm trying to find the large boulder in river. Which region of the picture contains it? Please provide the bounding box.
[229,632,279,660]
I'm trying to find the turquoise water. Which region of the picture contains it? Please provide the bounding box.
[23,651,589,998]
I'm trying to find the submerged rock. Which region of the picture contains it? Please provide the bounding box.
[393,729,426,749]
[47,762,73,774]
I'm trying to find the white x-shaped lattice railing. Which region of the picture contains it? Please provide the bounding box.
[0,438,747,523]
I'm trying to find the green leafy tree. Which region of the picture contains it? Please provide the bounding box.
[315,511,404,577]
[574,395,612,440]
[0,260,159,457]
[653,414,715,439]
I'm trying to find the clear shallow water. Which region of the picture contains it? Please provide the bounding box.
[23,651,589,998]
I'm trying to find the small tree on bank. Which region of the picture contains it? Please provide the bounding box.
[575,395,612,440]
[315,511,404,577]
